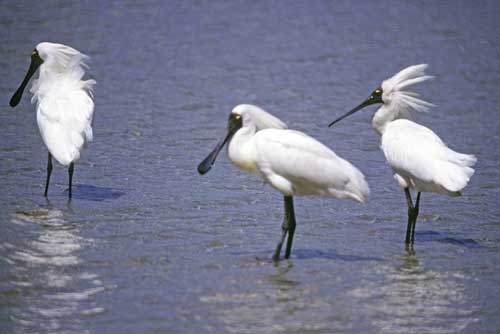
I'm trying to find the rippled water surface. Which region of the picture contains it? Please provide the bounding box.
[1,1,500,333]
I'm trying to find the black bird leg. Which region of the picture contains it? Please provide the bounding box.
[68,162,74,199]
[44,152,53,197]
[284,196,296,259]
[411,192,421,243]
[404,188,421,244]
[273,196,296,261]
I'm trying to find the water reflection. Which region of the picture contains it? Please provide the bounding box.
[0,205,105,333]
[349,248,478,333]
[200,262,339,333]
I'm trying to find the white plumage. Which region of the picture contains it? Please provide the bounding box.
[374,64,476,196]
[10,42,96,198]
[249,129,368,201]
[382,119,476,196]
[199,104,369,260]
[227,106,369,202]
[329,64,477,244]
[381,64,435,115]
[32,42,96,166]
[235,104,287,131]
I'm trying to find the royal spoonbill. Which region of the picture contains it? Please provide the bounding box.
[198,104,369,260]
[10,42,96,199]
[329,64,476,244]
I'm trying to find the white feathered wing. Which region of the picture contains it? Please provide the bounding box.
[382,119,476,196]
[254,129,369,202]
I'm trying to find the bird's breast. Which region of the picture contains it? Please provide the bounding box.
[227,139,258,174]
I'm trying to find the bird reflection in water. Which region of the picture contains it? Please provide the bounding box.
[2,204,105,333]
[349,247,477,333]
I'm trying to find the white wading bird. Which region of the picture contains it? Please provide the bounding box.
[10,42,96,199]
[198,104,369,260]
[329,64,476,244]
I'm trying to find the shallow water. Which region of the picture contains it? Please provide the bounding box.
[1,1,500,333]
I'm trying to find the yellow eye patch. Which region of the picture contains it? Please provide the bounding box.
[32,50,37,56]
[235,115,241,120]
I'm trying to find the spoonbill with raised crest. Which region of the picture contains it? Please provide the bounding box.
[329,64,476,244]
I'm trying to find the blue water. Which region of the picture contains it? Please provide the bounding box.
[1,1,499,333]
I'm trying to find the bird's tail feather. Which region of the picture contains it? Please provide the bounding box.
[344,161,370,203]
[436,153,477,193]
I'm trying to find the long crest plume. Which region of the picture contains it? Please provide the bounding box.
[381,64,434,115]
[31,42,96,103]
[38,42,89,71]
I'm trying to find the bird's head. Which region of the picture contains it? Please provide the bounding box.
[35,42,84,71]
[329,64,434,127]
[9,42,86,107]
[9,47,43,107]
[232,104,287,131]
[197,109,244,175]
[197,104,287,175]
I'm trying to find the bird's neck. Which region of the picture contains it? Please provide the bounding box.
[227,124,258,174]
[372,105,398,136]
